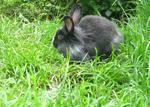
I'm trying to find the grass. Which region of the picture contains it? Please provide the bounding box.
[0,1,150,107]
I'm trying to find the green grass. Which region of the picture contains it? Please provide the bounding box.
[0,1,150,107]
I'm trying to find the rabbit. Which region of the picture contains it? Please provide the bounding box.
[53,4,123,61]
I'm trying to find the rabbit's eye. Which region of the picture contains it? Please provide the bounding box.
[58,35,64,40]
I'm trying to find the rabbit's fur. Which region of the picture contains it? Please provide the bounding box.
[53,4,123,61]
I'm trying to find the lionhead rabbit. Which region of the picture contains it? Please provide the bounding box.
[53,4,123,61]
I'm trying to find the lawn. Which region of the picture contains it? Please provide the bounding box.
[0,0,150,107]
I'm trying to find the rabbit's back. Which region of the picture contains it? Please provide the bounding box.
[78,15,117,37]
[76,15,121,57]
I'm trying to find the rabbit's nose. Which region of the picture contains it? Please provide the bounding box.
[53,43,57,48]
[52,37,57,48]
[53,41,58,48]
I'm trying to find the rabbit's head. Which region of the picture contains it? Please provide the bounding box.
[53,5,84,58]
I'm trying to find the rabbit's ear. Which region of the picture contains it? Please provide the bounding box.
[64,16,74,33]
[69,4,82,25]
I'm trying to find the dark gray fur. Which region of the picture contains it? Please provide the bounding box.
[53,5,123,61]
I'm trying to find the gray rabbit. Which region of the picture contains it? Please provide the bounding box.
[53,4,123,61]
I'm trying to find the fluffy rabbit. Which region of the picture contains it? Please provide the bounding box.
[53,4,123,61]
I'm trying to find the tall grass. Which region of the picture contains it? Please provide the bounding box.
[0,0,150,106]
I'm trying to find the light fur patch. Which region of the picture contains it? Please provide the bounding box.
[69,45,89,60]
[112,32,123,44]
